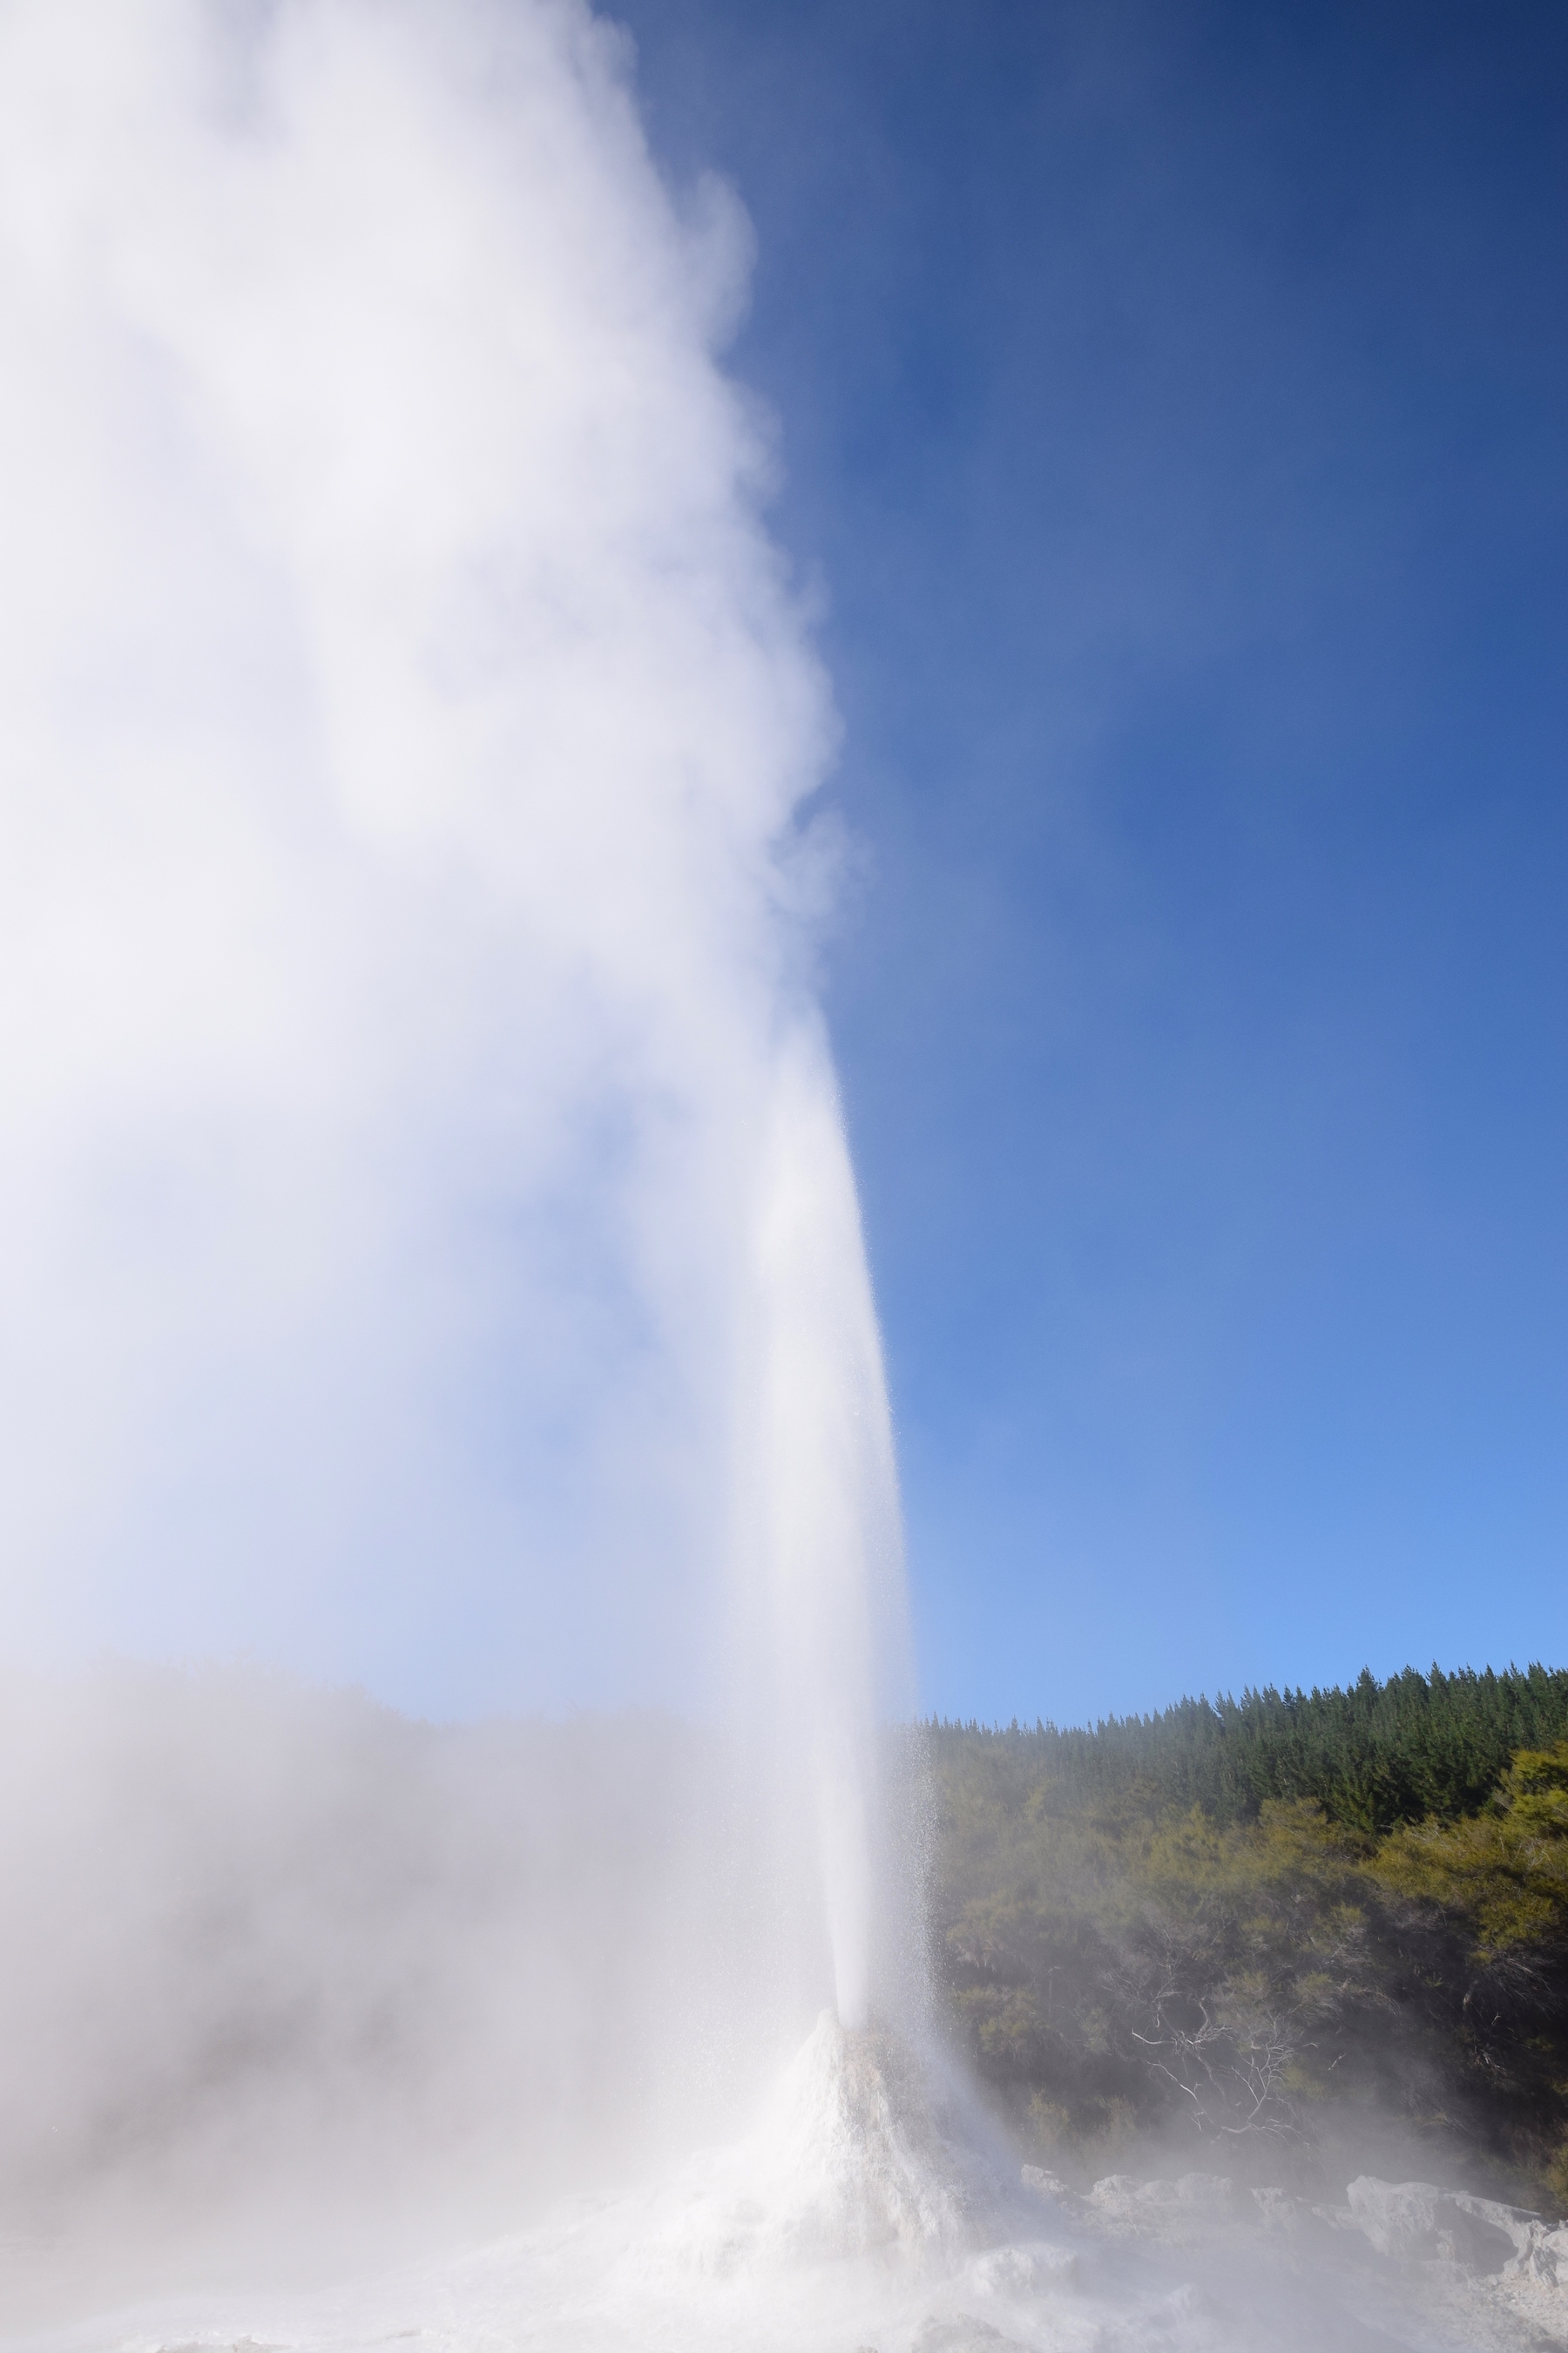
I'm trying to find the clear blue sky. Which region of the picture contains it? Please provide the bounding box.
[616,0,1568,1725]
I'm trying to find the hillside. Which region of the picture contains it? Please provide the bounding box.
[927,1665,1568,2210]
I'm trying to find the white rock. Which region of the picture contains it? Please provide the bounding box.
[1500,2216,1568,2286]
[1251,2187,1301,2234]
[1088,2173,1145,2206]
[1018,2164,1072,2200]
[1173,2173,1239,2211]
[969,2241,1078,2296]
[1087,2172,1234,2214]
[1345,2176,1538,2275]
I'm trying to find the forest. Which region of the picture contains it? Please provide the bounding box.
[926,1665,1568,2211]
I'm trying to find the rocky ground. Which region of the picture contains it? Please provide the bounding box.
[1005,2162,1568,2350]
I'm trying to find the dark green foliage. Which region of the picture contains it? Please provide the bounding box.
[931,1662,1568,1835]
[925,1667,1568,2207]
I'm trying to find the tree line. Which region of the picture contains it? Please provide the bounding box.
[924,1664,1568,2208]
[929,1661,1568,1834]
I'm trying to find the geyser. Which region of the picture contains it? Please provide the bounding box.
[0,0,907,2050]
[0,0,929,2315]
[747,1019,909,2032]
[1,6,1565,2351]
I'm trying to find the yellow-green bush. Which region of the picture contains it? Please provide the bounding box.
[929,1730,1568,2206]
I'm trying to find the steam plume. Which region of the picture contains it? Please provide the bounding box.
[0,0,925,2303]
[0,0,905,1902]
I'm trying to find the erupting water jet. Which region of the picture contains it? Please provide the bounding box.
[745,1020,909,2035]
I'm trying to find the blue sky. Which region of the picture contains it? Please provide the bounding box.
[618,0,1568,1724]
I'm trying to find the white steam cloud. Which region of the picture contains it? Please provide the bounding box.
[0,0,928,2314]
[0,0,892,1721]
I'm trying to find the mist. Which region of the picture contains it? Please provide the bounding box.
[3,3,1565,2350]
[0,0,855,1720]
[0,0,917,2308]
[0,1661,906,2319]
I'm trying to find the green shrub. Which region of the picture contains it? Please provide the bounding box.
[927,1682,1568,2205]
